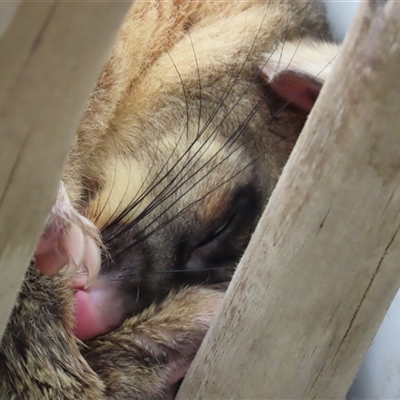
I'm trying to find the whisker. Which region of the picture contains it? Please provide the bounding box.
[188,31,203,141]
[118,266,231,279]
[92,149,119,225]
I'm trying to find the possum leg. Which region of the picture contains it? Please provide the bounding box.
[84,286,224,400]
[34,182,101,288]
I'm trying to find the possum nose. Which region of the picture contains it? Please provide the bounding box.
[73,279,128,341]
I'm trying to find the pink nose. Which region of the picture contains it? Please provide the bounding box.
[72,281,127,341]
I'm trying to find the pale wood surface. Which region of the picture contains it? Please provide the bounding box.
[178,1,400,398]
[0,1,131,338]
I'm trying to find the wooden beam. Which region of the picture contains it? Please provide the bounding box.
[178,1,400,398]
[0,1,131,338]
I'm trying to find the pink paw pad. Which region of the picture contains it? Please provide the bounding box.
[34,183,102,289]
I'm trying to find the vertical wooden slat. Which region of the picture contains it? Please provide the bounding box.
[178,1,400,398]
[0,1,131,338]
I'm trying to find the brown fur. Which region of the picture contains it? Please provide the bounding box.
[0,1,338,399]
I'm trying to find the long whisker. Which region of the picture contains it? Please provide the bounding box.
[113,87,272,246]
[117,266,231,280]
[104,14,273,240]
[112,136,276,259]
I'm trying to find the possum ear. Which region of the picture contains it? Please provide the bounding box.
[260,39,339,114]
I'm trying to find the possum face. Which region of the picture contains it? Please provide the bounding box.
[63,2,338,340]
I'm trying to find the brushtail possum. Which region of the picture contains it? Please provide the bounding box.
[0,1,339,399]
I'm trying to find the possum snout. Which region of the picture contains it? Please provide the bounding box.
[73,276,133,341]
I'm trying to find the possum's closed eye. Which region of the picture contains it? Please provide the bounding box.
[183,185,262,277]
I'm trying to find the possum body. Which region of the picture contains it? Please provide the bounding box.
[0,1,339,399]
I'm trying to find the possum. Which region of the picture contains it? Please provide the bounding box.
[0,1,340,399]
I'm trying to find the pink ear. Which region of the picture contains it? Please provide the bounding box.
[263,71,322,114]
[259,39,338,114]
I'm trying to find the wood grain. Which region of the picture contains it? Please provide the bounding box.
[0,1,131,338]
[178,1,400,398]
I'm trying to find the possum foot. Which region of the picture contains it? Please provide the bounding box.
[34,182,101,288]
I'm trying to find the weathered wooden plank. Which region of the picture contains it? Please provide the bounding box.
[178,1,400,398]
[0,1,131,338]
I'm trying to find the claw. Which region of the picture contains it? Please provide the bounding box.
[83,237,102,288]
[34,234,69,276]
[64,223,86,273]
[70,237,101,289]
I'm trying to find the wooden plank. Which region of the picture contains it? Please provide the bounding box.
[0,1,131,338]
[178,1,400,398]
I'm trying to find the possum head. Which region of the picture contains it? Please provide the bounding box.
[58,4,339,340]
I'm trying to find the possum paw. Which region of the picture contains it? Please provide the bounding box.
[34,182,101,288]
[83,287,224,399]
